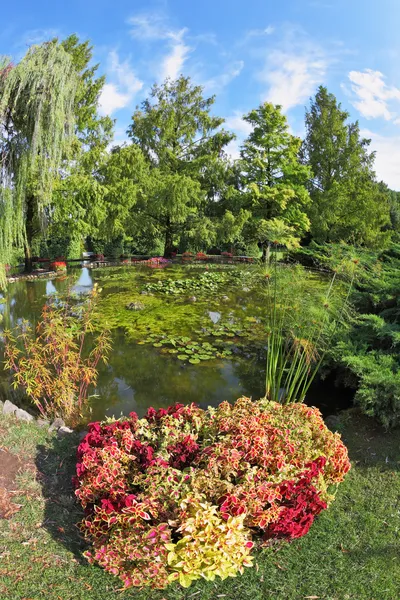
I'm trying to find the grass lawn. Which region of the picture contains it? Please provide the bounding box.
[0,409,399,600]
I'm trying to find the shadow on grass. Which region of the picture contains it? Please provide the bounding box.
[338,409,400,472]
[35,434,87,562]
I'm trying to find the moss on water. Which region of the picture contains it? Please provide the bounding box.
[94,290,210,339]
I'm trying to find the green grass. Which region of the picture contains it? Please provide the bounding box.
[0,409,399,600]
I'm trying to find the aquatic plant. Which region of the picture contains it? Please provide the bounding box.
[3,284,111,422]
[143,269,251,295]
[75,397,350,589]
[262,247,357,404]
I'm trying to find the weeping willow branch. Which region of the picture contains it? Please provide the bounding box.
[0,41,78,285]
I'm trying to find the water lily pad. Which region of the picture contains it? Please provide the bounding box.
[153,342,163,347]
[198,354,212,360]
[168,349,179,354]
[189,358,201,364]
[177,354,188,360]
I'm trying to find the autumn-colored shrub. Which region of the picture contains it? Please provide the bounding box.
[196,252,207,260]
[4,285,111,422]
[75,397,350,589]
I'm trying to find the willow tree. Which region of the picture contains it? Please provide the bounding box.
[0,41,78,278]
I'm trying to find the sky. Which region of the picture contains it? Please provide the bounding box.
[1,0,400,188]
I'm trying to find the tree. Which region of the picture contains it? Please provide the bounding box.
[0,41,78,276]
[48,35,114,252]
[302,86,391,246]
[239,102,311,260]
[127,76,234,256]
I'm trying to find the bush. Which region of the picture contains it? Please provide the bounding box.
[75,397,350,589]
[4,285,111,422]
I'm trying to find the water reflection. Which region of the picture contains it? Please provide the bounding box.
[46,281,57,295]
[208,311,221,324]
[0,269,265,423]
[88,332,264,422]
[73,268,93,294]
[0,267,352,423]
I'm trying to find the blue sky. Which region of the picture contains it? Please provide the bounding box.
[2,0,400,188]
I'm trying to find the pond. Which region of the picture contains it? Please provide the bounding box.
[0,265,353,424]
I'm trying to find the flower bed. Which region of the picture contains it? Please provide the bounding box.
[49,260,67,272]
[138,257,170,268]
[75,397,350,590]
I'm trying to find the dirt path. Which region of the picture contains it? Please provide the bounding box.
[0,448,23,518]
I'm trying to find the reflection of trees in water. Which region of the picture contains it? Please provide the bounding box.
[0,269,270,420]
[1,279,48,329]
[0,270,94,401]
[91,331,267,421]
[0,271,86,331]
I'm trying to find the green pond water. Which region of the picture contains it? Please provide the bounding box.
[0,265,351,423]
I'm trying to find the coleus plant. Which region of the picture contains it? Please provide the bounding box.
[75,397,350,589]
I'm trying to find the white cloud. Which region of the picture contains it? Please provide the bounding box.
[128,13,192,82]
[224,111,253,160]
[160,29,191,81]
[203,61,244,93]
[256,27,328,112]
[19,28,60,46]
[128,13,169,41]
[348,69,400,121]
[362,128,400,190]
[98,50,143,116]
[224,111,253,137]
[261,50,327,111]
[225,138,241,160]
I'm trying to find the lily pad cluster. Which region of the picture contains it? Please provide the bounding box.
[138,334,233,364]
[137,318,265,364]
[142,271,250,296]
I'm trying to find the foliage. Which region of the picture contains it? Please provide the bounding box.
[3,284,111,422]
[261,253,355,403]
[238,103,311,258]
[75,397,350,589]
[50,35,114,244]
[0,41,78,276]
[301,86,391,247]
[0,407,398,600]
[143,269,247,295]
[126,76,234,256]
[292,241,400,426]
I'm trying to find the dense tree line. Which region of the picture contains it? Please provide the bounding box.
[0,35,399,274]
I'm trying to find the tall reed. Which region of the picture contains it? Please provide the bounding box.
[263,246,357,404]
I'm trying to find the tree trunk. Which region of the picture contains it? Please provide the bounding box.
[24,195,35,273]
[261,243,271,264]
[163,218,174,258]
